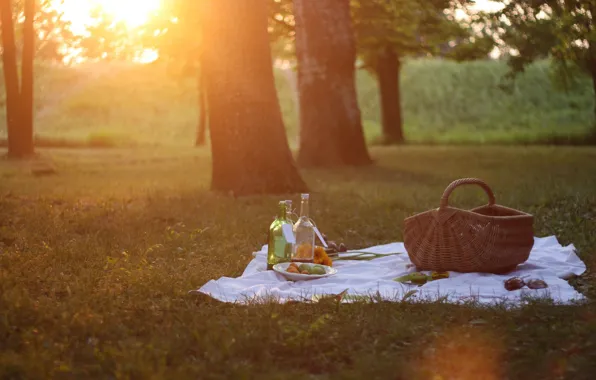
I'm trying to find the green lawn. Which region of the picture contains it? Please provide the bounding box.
[1,59,595,147]
[1,146,595,379]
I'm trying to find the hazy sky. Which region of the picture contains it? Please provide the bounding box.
[56,0,504,35]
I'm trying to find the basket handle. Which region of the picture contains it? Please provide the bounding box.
[440,178,496,209]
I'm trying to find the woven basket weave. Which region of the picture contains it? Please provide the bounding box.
[404,178,534,274]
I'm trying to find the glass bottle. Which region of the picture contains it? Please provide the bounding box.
[267,201,293,270]
[292,194,315,263]
[284,200,293,223]
[284,200,294,259]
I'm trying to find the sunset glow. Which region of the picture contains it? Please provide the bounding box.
[56,0,162,34]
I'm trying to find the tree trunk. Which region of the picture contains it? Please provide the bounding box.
[592,70,596,129]
[19,0,35,156]
[377,47,404,144]
[294,0,371,167]
[195,66,208,146]
[588,5,596,131]
[589,51,596,130]
[0,0,23,157]
[200,0,307,196]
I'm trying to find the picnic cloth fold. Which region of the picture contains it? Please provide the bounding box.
[194,236,587,305]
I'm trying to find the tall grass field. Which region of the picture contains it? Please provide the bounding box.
[0,58,594,146]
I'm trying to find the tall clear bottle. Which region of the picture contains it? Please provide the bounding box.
[267,201,293,270]
[292,194,315,263]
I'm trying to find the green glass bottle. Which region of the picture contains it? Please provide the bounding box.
[267,201,293,270]
[284,200,294,259]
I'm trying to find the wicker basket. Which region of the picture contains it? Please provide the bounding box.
[403,178,534,274]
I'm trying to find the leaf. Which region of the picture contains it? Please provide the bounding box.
[400,289,418,302]
[312,289,350,304]
[394,272,430,285]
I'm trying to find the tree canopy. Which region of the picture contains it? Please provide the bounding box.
[489,1,596,90]
[352,0,494,68]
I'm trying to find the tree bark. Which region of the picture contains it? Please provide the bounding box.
[0,0,23,157]
[195,66,208,146]
[591,68,596,129]
[377,47,404,144]
[587,5,596,131]
[294,0,371,167]
[200,0,307,196]
[0,0,35,158]
[19,0,35,156]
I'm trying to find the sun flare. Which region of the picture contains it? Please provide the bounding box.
[57,0,162,33]
[94,0,161,27]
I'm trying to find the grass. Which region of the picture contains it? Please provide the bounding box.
[358,59,595,144]
[1,146,596,379]
[1,59,595,147]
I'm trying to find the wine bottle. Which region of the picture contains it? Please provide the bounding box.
[292,194,315,263]
[267,201,293,270]
[284,200,293,223]
[284,200,294,259]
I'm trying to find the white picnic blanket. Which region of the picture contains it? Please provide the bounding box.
[194,236,587,305]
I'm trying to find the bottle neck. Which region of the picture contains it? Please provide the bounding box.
[278,203,287,220]
[299,198,309,219]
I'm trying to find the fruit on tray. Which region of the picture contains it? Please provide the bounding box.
[293,243,314,260]
[503,277,548,291]
[286,264,300,274]
[394,271,450,285]
[286,262,327,275]
[504,277,525,291]
[526,279,548,289]
[431,271,449,280]
[314,246,333,267]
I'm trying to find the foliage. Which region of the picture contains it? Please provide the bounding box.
[268,0,295,60]
[140,0,203,74]
[78,5,149,61]
[356,58,595,143]
[8,0,78,62]
[141,0,296,71]
[351,0,494,71]
[36,0,78,62]
[0,146,595,378]
[488,0,596,92]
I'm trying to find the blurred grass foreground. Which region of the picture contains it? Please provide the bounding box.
[0,58,594,148]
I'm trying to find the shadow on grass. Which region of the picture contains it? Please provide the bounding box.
[370,129,596,147]
[0,133,137,149]
[302,161,448,187]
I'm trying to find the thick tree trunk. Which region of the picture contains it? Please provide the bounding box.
[195,67,208,146]
[19,0,35,156]
[588,7,596,130]
[200,0,307,196]
[0,0,23,157]
[589,53,596,129]
[294,0,371,167]
[377,47,404,144]
[592,70,596,129]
